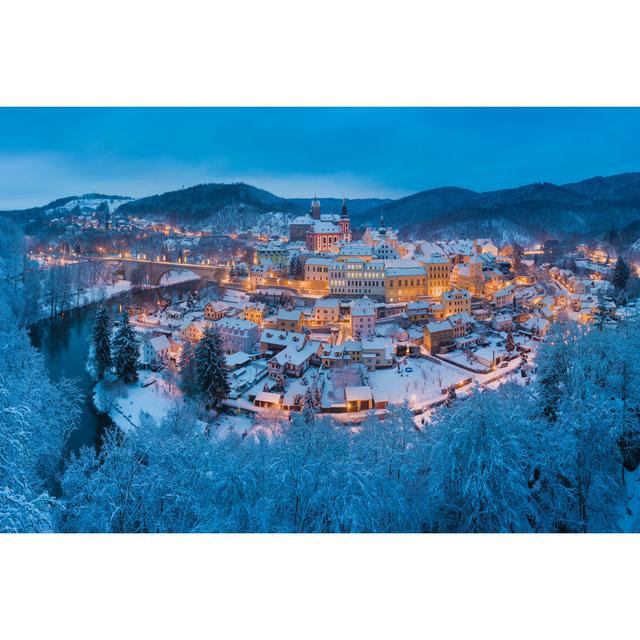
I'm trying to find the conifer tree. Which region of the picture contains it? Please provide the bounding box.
[301,386,319,423]
[273,373,286,392]
[445,385,457,407]
[194,326,230,409]
[594,289,609,332]
[92,305,112,380]
[505,329,515,354]
[612,256,630,292]
[179,340,198,397]
[112,310,139,383]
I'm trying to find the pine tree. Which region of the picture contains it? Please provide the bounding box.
[313,385,322,407]
[520,350,529,377]
[445,385,457,407]
[112,310,139,383]
[194,327,230,409]
[505,329,515,354]
[273,373,286,392]
[594,289,609,332]
[92,305,112,380]
[612,257,630,292]
[301,386,319,423]
[179,340,198,397]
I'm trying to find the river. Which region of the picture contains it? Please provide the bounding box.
[29,279,210,454]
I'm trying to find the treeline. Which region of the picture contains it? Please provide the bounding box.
[58,320,640,533]
[0,217,83,531]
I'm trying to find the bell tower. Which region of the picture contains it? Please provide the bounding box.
[339,196,350,236]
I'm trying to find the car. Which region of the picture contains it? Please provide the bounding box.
[498,361,509,369]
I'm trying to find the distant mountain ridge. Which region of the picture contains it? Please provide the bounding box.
[116,183,305,226]
[4,172,640,244]
[353,172,640,244]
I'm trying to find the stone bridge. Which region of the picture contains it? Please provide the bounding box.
[97,257,231,286]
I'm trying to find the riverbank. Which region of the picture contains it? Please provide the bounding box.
[39,269,201,320]
[93,370,179,431]
[30,276,210,454]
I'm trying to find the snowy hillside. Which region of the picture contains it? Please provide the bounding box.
[47,194,133,216]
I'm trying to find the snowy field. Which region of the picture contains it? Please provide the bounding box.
[95,370,178,431]
[366,358,467,409]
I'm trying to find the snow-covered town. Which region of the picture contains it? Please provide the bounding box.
[5,109,640,544]
[6,175,640,541]
[40,195,633,437]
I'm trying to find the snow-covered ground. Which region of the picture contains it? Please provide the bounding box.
[41,279,133,319]
[366,358,466,410]
[94,370,179,432]
[77,279,132,306]
[620,466,640,532]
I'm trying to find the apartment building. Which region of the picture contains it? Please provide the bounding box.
[204,300,230,321]
[255,241,289,273]
[275,309,305,333]
[441,289,472,318]
[423,320,455,354]
[241,302,266,326]
[328,259,385,299]
[419,256,453,297]
[384,265,428,303]
[213,317,259,354]
[304,257,333,290]
[313,298,340,325]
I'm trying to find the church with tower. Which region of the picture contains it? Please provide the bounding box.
[288,196,352,251]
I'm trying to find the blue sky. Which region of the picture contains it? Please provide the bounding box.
[1,107,639,209]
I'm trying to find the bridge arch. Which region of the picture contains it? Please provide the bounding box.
[111,258,231,286]
[153,267,200,287]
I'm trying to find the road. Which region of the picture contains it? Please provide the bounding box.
[86,254,229,272]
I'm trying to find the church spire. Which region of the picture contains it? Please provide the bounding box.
[378,211,386,235]
[341,195,348,218]
[311,194,321,220]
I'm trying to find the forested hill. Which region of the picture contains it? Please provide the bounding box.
[116,183,306,225]
[0,193,131,219]
[6,172,640,243]
[351,172,640,244]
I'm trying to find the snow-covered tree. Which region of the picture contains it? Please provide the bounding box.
[533,322,635,531]
[612,256,630,292]
[425,385,535,533]
[91,305,112,380]
[194,327,230,409]
[112,310,139,383]
[272,373,286,393]
[445,384,457,407]
[179,340,198,398]
[505,329,515,354]
[0,326,82,532]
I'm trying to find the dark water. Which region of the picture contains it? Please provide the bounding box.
[29,279,212,454]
